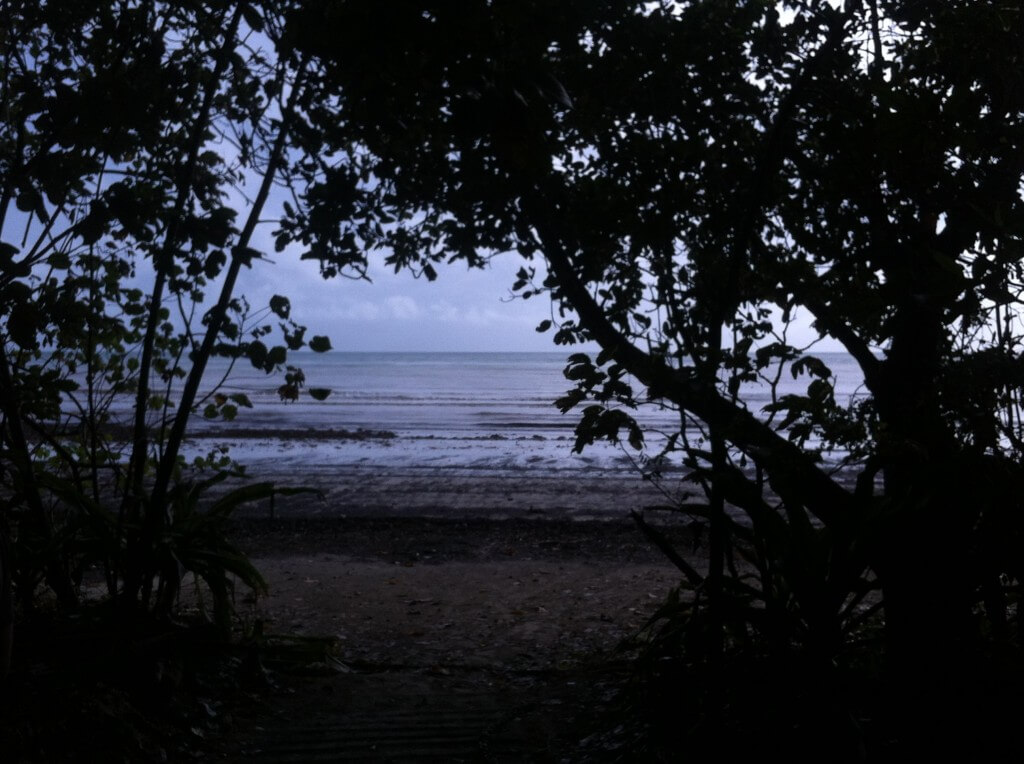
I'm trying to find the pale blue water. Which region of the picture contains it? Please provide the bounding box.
[171,350,866,475]
[200,351,589,437]
[193,350,866,431]
[70,350,868,518]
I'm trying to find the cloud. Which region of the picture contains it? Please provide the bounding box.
[234,222,576,350]
[429,300,460,321]
[464,306,506,326]
[385,295,421,319]
[337,300,382,321]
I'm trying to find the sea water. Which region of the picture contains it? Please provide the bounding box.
[67,350,866,517]
[174,350,867,476]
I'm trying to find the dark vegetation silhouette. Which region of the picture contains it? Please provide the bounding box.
[0,3,341,756]
[288,0,1024,757]
[0,0,349,628]
[2,0,1024,759]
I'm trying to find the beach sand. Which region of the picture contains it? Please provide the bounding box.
[209,474,703,759]
[230,516,695,667]
[229,463,686,521]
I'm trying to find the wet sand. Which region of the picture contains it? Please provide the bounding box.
[229,464,692,522]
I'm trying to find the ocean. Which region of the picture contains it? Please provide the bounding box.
[178,350,864,457]
[87,350,868,519]
[155,350,864,512]
[181,351,641,481]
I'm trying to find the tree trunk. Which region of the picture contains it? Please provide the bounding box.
[873,303,978,746]
[0,525,13,682]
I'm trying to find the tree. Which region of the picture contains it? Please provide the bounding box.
[0,1,363,633]
[289,0,1024,752]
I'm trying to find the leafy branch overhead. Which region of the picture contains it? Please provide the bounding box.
[288,0,1024,739]
[3,0,1024,752]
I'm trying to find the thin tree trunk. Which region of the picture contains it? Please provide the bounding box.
[0,347,77,609]
[146,65,307,615]
[0,524,12,681]
[120,4,243,610]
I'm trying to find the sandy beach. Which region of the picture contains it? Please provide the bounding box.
[172,355,716,757]
[208,476,701,759]
[230,515,695,664]
[229,462,692,522]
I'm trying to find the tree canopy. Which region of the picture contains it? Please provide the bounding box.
[0,0,357,628]
[289,0,1024,752]
[3,0,1024,754]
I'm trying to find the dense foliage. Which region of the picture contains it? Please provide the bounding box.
[289,0,1024,755]
[4,0,1024,756]
[0,0,354,644]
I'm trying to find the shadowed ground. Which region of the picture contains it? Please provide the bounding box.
[205,517,696,760]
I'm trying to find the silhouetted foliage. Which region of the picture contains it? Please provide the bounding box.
[4,0,1024,756]
[0,1,344,641]
[291,0,1024,755]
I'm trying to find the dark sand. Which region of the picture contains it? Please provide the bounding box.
[203,500,703,759]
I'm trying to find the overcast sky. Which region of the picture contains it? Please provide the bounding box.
[218,174,842,354]
[235,222,836,354]
[23,197,834,355]
[237,222,573,353]
[223,11,838,357]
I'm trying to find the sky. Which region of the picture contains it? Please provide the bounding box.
[221,26,837,357]
[15,167,834,357]
[235,218,835,354]
[235,230,570,352]
[16,199,567,353]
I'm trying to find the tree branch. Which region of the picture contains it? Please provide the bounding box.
[148,61,309,521]
[530,204,855,527]
[800,294,884,392]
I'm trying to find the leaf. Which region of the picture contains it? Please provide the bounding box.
[284,325,306,350]
[536,319,552,333]
[229,393,253,408]
[0,241,19,267]
[247,341,268,365]
[308,387,331,401]
[807,378,833,403]
[309,335,332,353]
[15,187,48,221]
[48,251,70,269]
[627,421,644,450]
[555,388,586,413]
[204,250,227,278]
[77,203,109,244]
[7,302,41,349]
[232,246,261,266]
[267,345,287,366]
[269,294,290,318]
[208,481,321,518]
[791,355,832,380]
